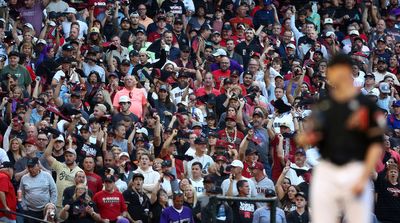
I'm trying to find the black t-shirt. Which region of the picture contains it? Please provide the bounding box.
[122,188,151,223]
[112,112,139,124]
[286,210,310,223]
[161,0,186,17]
[65,196,97,223]
[374,173,400,222]
[76,142,102,164]
[62,185,94,206]
[231,200,256,223]
[316,94,384,165]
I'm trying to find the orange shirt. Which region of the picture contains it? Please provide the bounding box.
[113,88,147,120]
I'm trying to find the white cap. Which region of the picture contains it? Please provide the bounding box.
[302,110,312,119]
[349,30,359,36]
[212,48,227,57]
[324,18,333,25]
[119,152,130,159]
[287,43,296,49]
[136,127,148,136]
[119,95,130,103]
[231,160,243,168]
[48,21,56,27]
[55,135,64,142]
[325,31,335,37]
[65,7,77,14]
[36,39,47,45]
[24,23,34,30]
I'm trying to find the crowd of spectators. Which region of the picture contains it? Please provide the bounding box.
[0,0,398,222]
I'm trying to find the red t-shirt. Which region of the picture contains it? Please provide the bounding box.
[218,129,245,150]
[148,32,162,43]
[229,17,253,32]
[271,136,297,182]
[242,161,253,179]
[93,190,127,221]
[212,69,231,89]
[0,173,16,220]
[85,171,103,195]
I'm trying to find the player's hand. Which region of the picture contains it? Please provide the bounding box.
[351,177,367,196]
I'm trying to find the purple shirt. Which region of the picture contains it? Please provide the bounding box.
[160,206,194,223]
[210,59,244,74]
[19,3,44,37]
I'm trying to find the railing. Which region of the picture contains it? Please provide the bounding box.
[208,195,278,223]
[0,208,51,223]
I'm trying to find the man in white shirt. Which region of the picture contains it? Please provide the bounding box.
[133,153,160,198]
[285,149,310,186]
[62,7,88,39]
[189,162,205,198]
[82,50,106,82]
[185,137,214,179]
[221,160,257,197]
[373,57,400,85]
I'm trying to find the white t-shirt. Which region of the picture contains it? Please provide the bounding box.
[82,62,106,82]
[190,178,205,198]
[221,177,257,197]
[273,113,294,133]
[62,20,88,39]
[0,148,10,164]
[185,154,214,179]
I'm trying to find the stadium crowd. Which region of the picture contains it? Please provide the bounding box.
[0,0,397,222]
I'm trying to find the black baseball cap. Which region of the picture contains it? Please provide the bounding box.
[132,173,145,181]
[8,51,20,58]
[103,175,116,182]
[194,137,208,144]
[27,157,39,167]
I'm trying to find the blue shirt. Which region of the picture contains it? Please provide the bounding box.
[253,206,287,223]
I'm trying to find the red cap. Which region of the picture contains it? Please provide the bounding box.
[225,114,236,122]
[24,137,37,146]
[215,140,227,148]
[249,162,264,170]
[215,155,228,162]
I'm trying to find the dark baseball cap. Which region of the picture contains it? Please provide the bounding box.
[0,161,14,169]
[103,175,116,182]
[132,173,145,181]
[27,157,39,167]
[194,137,208,144]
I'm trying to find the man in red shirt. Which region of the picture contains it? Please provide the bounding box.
[195,72,221,98]
[83,157,103,194]
[148,16,167,42]
[218,114,245,150]
[229,5,253,33]
[0,162,17,223]
[93,175,129,222]
[212,56,231,89]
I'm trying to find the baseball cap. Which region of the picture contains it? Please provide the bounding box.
[203,175,216,183]
[222,24,232,30]
[349,30,359,36]
[364,73,375,79]
[377,37,386,43]
[378,57,386,62]
[103,175,116,182]
[90,27,100,34]
[132,173,145,181]
[212,48,227,57]
[65,7,77,14]
[136,127,148,136]
[64,148,77,156]
[324,18,333,25]
[249,161,264,170]
[231,160,244,168]
[265,188,276,197]
[191,121,202,129]
[27,157,39,167]
[215,140,227,148]
[135,28,146,35]
[55,135,64,142]
[24,137,37,146]
[121,17,130,23]
[174,18,183,24]
[119,152,130,159]
[62,44,74,51]
[280,121,291,128]
[129,50,139,57]
[215,155,228,162]
[159,85,168,91]
[225,114,236,122]
[36,39,47,45]
[295,148,306,156]
[393,101,400,107]
[121,59,130,66]
[194,137,208,144]
[295,191,307,199]
[24,23,34,30]
[379,82,391,94]
[325,31,335,38]
[287,43,296,49]
[119,95,130,103]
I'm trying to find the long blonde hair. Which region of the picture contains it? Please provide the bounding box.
[183,184,198,207]
[72,183,91,202]
[9,137,25,158]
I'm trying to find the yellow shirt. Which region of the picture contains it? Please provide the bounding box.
[50,160,83,208]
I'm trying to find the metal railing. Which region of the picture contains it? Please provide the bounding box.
[0,208,51,223]
[208,195,278,223]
